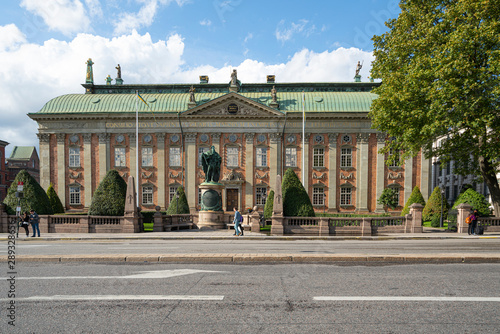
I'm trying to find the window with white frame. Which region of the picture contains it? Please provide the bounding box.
[169,186,178,203]
[388,148,400,167]
[142,185,153,205]
[313,148,324,167]
[313,187,325,205]
[256,147,267,167]
[340,187,352,205]
[69,147,80,167]
[114,147,126,167]
[169,147,181,166]
[285,147,297,167]
[227,147,239,167]
[198,147,209,166]
[256,187,267,205]
[341,148,352,167]
[69,186,81,205]
[142,147,153,167]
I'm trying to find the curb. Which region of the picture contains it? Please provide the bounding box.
[3,254,500,264]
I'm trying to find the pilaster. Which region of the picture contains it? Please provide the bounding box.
[56,134,66,207]
[270,133,281,191]
[420,153,432,201]
[375,133,386,212]
[185,133,197,212]
[83,133,92,208]
[37,133,51,191]
[356,133,370,212]
[156,134,166,209]
[328,133,338,211]
[303,133,310,190]
[245,133,255,209]
[404,156,413,205]
[98,133,110,183]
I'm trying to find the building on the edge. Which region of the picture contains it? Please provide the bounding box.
[28,61,432,213]
[0,140,9,201]
[6,146,40,185]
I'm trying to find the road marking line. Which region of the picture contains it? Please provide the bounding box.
[2,295,224,301]
[314,296,500,302]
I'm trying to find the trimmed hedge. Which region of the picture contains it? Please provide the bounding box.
[88,170,127,216]
[401,186,426,215]
[452,188,490,216]
[47,183,65,214]
[423,187,449,222]
[264,190,274,219]
[166,186,190,214]
[282,168,315,217]
[3,169,53,215]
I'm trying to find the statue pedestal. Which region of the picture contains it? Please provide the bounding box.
[198,183,225,229]
[354,75,361,82]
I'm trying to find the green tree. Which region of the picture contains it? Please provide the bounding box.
[47,183,65,214]
[166,186,190,214]
[423,187,449,222]
[282,168,315,217]
[3,170,53,215]
[401,186,426,215]
[88,169,127,216]
[452,188,491,216]
[377,188,399,210]
[263,190,274,219]
[369,0,500,216]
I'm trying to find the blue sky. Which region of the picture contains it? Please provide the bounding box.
[0,0,401,156]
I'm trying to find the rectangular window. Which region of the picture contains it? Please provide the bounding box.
[388,148,400,167]
[256,187,267,205]
[114,147,126,167]
[198,147,209,166]
[256,147,267,167]
[391,187,400,206]
[169,147,181,167]
[142,147,153,167]
[313,187,325,205]
[169,186,178,203]
[285,147,297,167]
[341,148,352,167]
[69,186,80,205]
[142,186,153,205]
[340,187,352,205]
[69,147,80,167]
[313,148,324,167]
[227,147,239,167]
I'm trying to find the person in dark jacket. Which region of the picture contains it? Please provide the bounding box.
[30,209,40,237]
[20,211,30,237]
[470,210,478,236]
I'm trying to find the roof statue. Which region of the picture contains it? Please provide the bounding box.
[105,75,112,85]
[355,60,363,77]
[85,58,94,84]
[230,69,237,86]
[189,85,196,103]
[115,64,121,79]
[201,145,221,183]
[271,85,277,103]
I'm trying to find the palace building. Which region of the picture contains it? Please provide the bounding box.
[28,60,432,213]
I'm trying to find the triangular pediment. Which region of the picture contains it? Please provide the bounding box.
[182,92,284,117]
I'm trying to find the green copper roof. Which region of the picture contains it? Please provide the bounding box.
[33,91,377,114]
[8,146,36,160]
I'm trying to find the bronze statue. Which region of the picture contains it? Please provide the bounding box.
[355,61,363,76]
[271,85,277,102]
[189,85,196,103]
[116,64,121,79]
[201,145,222,183]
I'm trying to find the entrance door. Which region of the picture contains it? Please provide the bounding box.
[226,189,238,211]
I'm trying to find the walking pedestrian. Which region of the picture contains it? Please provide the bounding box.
[233,207,242,236]
[470,210,478,236]
[30,209,40,237]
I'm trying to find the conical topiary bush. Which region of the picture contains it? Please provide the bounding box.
[282,168,315,217]
[3,169,53,215]
[401,186,426,215]
[423,186,448,222]
[47,183,65,214]
[88,170,127,216]
[452,188,490,217]
[166,186,190,214]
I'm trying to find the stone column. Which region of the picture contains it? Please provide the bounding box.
[128,133,136,186]
[457,203,472,234]
[56,134,66,207]
[270,133,281,191]
[83,134,92,208]
[409,203,423,233]
[185,133,197,212]
[98,133,110,183]
[37,133,51,191]
[420,154,432,201]
[404,156,413,204]
[271,174,284,235]
[375,133,386,212]
[245,133,255,209]
[303,133,310,191]
[328,133,338,212]
[356,133,370,212]
[156,134,166,209]
[153,205,163,232]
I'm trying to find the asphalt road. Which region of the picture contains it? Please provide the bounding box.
[2,262,500,333]
[3,238,500,256]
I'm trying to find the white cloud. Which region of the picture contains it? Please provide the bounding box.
[200,19,212,26]
[0,24,27,51]
[84,0,103,17]
[275,19,309,43]
[0,26,373,157]
[20,0,90,36]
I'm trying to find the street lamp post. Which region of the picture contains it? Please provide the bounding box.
[440,187,445,228]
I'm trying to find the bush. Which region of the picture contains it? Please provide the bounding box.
[166,186,190,214]
[452,188,490,217]
[88,170,127,216]
[264,190,274,219]
[423,187,449,222]
[430,214,441,228]
[377,188,399,210]
[282,168,315,217]
[447,208,458,225]
[401,186,426,215]
[3,170,53,215]
[47,183,65,214]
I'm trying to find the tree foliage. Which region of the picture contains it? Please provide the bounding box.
[282,168,315,217]
[264,190,274,219]
[47,183,65,214]
[88,170,127,216]
[401,186,426,215]
[2,170,53,215]
[452,188,491,216]
[165,186,190,214]
[377,188,399,210]
[423,187,449,222]
[369,0,500,216]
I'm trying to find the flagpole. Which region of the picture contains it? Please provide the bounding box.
[135,90,139,208]
[302,91,305,183]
